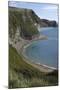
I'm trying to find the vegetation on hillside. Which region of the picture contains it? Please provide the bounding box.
[9,7,39,40]
[9,45,58,88]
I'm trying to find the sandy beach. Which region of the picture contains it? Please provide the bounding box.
[21,40,57,73]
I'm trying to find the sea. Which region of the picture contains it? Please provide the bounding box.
[25,27,58,69]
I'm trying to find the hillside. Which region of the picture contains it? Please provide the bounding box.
[9,7,39,40]
[9,45,58,88]
[9,7,58,41]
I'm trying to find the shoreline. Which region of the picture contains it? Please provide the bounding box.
[21,35,57,73]
[10,34,57,73]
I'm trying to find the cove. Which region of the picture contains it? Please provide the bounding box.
[25,27,58,69]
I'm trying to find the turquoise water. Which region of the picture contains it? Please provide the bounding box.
[25,27,58,68]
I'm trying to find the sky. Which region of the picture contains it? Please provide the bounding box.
[8,1,58,22]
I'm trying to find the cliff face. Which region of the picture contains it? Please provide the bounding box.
[9,7,58,41]
[29,10,58,27]
[9,7,39,40]
[39,19,58,27]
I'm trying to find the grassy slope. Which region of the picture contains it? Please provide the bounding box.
[9,45,58,88]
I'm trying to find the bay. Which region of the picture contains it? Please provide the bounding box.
[25,27,58,68]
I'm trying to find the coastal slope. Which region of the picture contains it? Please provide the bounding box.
[9,7,58,41]
[9,45,58,88]
[9,7,58,88]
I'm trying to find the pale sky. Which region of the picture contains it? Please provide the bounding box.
[8,1,58,22]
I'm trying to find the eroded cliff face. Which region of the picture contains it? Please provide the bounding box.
[9,7,58,42]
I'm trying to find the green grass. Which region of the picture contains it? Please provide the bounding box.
[9,45,58,88]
